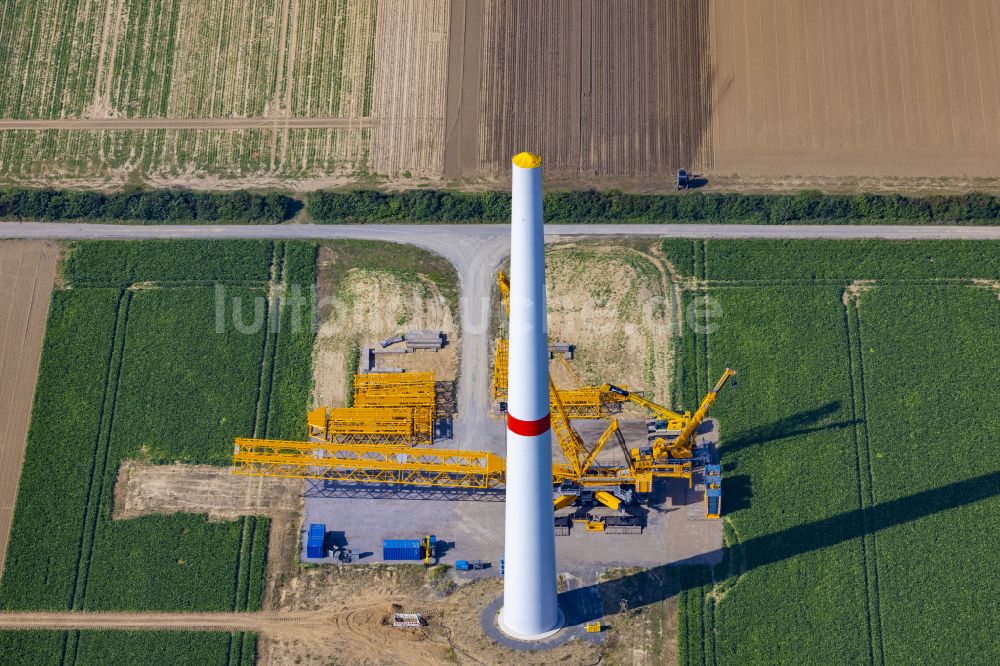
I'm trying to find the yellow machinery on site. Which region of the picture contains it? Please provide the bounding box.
[231,272,735,522]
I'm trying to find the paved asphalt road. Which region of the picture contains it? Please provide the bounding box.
[5,222,997,448]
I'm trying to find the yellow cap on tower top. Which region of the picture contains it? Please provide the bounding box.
[512,152,542,169]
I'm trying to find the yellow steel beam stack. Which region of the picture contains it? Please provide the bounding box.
[353,372,436,445]
[232,438,505,489]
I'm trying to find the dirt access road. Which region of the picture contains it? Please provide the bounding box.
[0,241,58,578]
[0,610,320,633]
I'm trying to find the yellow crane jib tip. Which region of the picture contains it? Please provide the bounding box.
[512,152,543,169]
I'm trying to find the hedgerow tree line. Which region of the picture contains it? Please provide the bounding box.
[3,186,1000,224]
[0,188,299,223]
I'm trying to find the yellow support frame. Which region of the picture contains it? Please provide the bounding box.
[233,438,505,489]
[492,340,509,401]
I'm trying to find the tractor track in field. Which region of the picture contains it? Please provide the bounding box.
[843,289,886,666]
[0,117,417,130]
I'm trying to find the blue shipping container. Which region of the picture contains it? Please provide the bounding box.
[383,539,422,561]
[306,524,326,558]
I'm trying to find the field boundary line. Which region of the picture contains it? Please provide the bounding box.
[251,243,283,439]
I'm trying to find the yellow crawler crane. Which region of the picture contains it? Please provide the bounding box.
[620,368,736,462]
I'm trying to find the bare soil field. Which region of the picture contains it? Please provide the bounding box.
[544,242,678,405]
[0,241,58,577]
[710,0,1000,179]
[475,0,711,179]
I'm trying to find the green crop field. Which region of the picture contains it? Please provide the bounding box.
[0,240,316,664]
[661,240,1000,665]
[0,630,255,666]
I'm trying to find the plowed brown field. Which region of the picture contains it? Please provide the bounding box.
[710,0,1000,178]
[0,242,58,577]
[475,0,711,178]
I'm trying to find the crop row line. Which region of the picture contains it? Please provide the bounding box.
[57,289,132,666]
[225,630,245,666]
[843,295,885,666]
[238,243,285,617]
[59,628,78,666]
[231,517,261,613]
[67,289,130,613]
[251,243,285,439]
[852,301,886,666]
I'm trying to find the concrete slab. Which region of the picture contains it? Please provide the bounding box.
[300,419,724,578]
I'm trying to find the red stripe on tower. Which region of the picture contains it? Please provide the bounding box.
[506,412,551,437]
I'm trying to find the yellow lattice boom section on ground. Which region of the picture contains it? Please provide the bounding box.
[232,438,505,489]
[354,371,435,393]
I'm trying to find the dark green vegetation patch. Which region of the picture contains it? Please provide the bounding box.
[0,189,299,224]
[0,240,317,664]
[663,240,1000,665]
[0,630,254,666]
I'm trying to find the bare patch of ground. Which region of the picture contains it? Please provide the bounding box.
[543,243,676,406]
[263,565,603,666]
[0,241,59,577]
[111,461,302,609]
[313,246,457,408]
[112,461,300,522]
[843,279,877,306]
[597,568,679,666]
